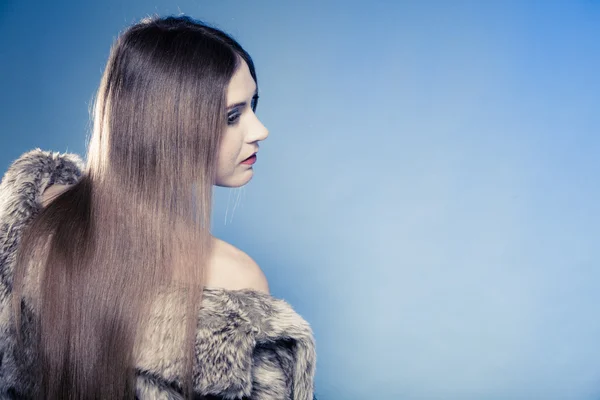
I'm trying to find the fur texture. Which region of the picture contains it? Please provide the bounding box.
[0,149,316,399]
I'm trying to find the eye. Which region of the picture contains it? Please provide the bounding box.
[251,94,259,113]
[227,110,241,126]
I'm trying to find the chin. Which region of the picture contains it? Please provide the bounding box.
[215,170,253,188]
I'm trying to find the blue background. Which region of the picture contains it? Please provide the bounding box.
[1,1,599,399]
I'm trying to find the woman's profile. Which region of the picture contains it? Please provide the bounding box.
[0,15,316,399]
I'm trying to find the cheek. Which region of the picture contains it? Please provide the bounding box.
[217,134,240,171]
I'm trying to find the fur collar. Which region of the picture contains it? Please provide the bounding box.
[0,148,316,399]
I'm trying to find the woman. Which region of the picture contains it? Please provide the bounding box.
[0,15,316,399]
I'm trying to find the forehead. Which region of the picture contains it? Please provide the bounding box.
[226,58,256,102]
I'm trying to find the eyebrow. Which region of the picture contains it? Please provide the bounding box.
[226,87,258,110]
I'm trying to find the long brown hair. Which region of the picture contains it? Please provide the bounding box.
[11,15,258,399]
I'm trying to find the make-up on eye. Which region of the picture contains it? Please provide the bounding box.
[251,94,259,112]
[227,110,241,125]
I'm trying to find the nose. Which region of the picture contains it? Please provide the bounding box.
[249,113,269,142]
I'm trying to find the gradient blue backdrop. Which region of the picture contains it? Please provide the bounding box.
[1,1,599,399]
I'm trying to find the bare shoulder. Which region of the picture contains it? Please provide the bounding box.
[207,237,270,294]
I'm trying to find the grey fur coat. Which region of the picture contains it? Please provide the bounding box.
[0,149,316,399]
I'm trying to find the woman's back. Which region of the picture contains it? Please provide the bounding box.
[42,184,270,294]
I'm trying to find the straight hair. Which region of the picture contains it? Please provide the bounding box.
[12,15,258,399]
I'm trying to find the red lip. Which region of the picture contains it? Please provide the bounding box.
[241,153,257,165]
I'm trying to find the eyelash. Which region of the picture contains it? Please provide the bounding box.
[227,112,241,125]
[227,94,259,126]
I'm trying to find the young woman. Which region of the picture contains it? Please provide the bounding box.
[0,15,316,399]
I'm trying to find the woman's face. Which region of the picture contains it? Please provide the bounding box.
[215,58,269,187]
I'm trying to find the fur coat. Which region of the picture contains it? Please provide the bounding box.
[0,149,316,399]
